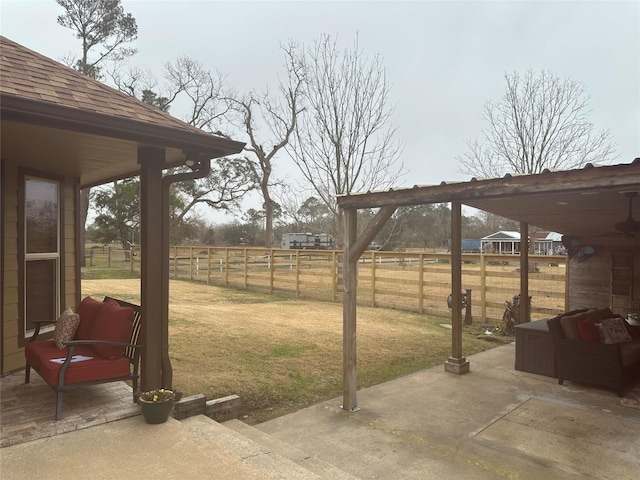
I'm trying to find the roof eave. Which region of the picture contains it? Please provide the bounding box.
[1,93,246,158]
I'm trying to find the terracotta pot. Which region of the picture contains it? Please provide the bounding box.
[139,397,174,424]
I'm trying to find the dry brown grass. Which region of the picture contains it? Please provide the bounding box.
[82,278,503,424]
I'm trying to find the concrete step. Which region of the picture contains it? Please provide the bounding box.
[181,415,322,480]
[223,418,361,480]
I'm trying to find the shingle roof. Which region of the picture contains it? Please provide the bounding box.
[0,35,211,136]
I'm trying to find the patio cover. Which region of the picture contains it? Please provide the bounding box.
[337,160,640,411]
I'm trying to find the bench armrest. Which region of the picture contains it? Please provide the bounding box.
[27,320,57,343]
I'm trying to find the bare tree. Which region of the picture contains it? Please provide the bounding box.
[458,70,618,178]
[287,34,404,240]
[228,44,305,247]
[56,0,137,266]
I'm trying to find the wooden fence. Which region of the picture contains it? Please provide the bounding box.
[117,247,566,324]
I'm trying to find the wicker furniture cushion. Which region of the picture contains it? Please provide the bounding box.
[577,319,600,342]
[597,317,633,344]
[90,299,134,360]
[53,307,80,349]
[75,296,106,339]
[560,311,593,340]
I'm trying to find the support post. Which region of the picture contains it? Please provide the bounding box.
[342,208,359,411]
[520,221,531,324]
[138,147,165,391]
[445,201,470,374]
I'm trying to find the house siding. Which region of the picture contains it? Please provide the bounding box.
[1,160,78,374]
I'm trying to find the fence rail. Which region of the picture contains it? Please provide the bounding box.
[85,245,567,324]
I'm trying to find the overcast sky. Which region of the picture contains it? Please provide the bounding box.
[2,0,639,220]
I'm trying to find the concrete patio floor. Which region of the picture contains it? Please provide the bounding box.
[2,343,639,479]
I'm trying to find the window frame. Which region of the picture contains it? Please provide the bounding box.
[18,169,65,345]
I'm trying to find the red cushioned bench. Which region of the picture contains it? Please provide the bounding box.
[24,296,141,421]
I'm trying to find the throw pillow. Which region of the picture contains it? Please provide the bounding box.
[577,319,600,342]
[560,312,592,340]
[90,299,134,360]
[53,307,81,349]
[597,317,633,344]
[76,296,106,340]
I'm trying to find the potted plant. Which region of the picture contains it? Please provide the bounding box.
[138,389,175,424]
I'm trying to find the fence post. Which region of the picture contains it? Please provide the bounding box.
[173,246,177,279]
[244,248,248,289]
[296,250,301,298]
[224,248,229,286]
[189,247,194,281]
[371,251,376,307]
[270,249,275,293]
[207,247,211,285]
[418,253,424,313]
[331,250,337,302]
[480,254,486,322]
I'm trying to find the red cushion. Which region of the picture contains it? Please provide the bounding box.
[577,319,600,342]
[25,340,129,386]
[90,299,134,360]
[75,296,106,340]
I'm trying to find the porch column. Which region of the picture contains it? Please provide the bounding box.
[445,201,470,374]
[342,208,359,411]
[520,221,530,323]
[138,147,165,391]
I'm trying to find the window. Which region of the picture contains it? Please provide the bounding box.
[22,176,60,338]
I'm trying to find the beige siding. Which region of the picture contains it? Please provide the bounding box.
[2,161,20,373]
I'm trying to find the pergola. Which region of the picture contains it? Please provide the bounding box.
[337,160,640,411]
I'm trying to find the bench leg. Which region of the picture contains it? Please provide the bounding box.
[25,362,31,384]
[56,391,64,421]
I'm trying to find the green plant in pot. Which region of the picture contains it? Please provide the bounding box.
[138,389,174,424]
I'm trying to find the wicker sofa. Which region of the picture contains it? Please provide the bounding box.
[547,307,640,396]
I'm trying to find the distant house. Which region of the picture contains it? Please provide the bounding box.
[481,231,521,254]
[533,231,564,255]
[481,231,563,255]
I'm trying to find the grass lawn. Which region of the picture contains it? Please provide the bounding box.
[82,278,507,424]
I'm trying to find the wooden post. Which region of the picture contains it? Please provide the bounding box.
[138,147,165,391]
[371,251,376,307]
[342,208,359,411]
[520,222,530,323]
[244,248,248,289]
[270,248,275,293]
[445,201,470,374]
[296,250,301,298]
[207,247,211,285]
[331,250,337,303]
[225,248,229,286]
[190,247,194,281]
[418,253,424,313]
[480,254,486,322]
